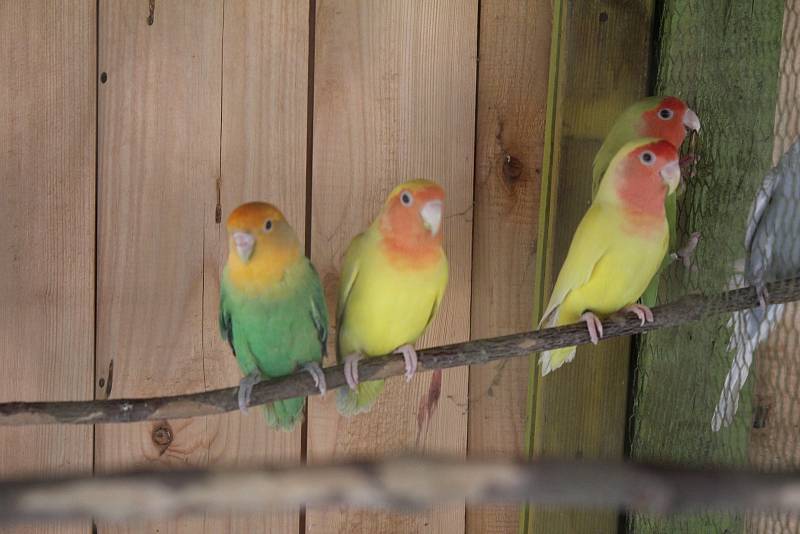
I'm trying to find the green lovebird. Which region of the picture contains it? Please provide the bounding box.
[219,202,328,431]
[592,96,701,306]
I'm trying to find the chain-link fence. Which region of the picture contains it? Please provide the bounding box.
[629,1,795,532]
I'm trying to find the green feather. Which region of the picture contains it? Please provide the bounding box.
[591,96,666,196]
[220,258,328,431]
[592,97,682,308]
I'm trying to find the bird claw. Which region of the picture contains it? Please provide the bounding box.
[303,362,327,397]
[676,232,701,269]
[623,304,654,326]
[394,344,418,382]
[679,153,699,179]
[238,370,262,414]
[757,285,769,311]
[580,312,603,345]
[344,353,362,390]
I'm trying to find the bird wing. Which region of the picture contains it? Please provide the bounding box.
[539,205,611,328]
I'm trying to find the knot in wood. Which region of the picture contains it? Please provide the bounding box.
[152,421,173,451]
[503,154,523,181]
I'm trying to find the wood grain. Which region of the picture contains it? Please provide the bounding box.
[306,1,477,533]
[201,1,311,532]
[95,1,222,532]
[467,0,551,532]
[527,2,655,533]
[0,2,96,534]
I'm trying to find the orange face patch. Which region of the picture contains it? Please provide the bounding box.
[378,180,446,269]
[615,140,678,223]
[639,96,689,149]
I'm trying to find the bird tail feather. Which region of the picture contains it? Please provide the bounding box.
[262,396,305,431]
[712,302,784,431]
[336,379,385,416]
[539,347,577,376]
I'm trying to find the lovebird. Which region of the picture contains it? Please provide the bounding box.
[712,138,800,431]
[336,180,448,415]
[592,96,701,307]
[219,202,328,430]
[539,139,681,375]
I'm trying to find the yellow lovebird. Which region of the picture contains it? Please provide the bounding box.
[336,180,449,415]
[538,139,681,375]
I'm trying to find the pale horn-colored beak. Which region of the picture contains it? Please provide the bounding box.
[420,200,443,236]
[660,160,681,193]
[683,108,701,132]
[232,232,255,262]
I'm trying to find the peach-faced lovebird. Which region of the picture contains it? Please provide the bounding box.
[539,139,681,375]
[219,202,328,430]
[593,96,701,307]
[336,180,448,415]
[712,139,800,431]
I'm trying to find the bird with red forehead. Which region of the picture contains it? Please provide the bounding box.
[539,139,681,374]
[219,202,328,430]
[336,179,448,415]
[592,95,702,307]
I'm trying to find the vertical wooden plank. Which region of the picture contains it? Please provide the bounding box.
[467,1,551,533]
[749,1,800,532]
[0,2,95,534]
[306,1,477,533]
[527,2,655,533]
[202,1,310,532]
[95,1,222,532]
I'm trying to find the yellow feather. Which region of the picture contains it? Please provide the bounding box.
[539,203,667,375]
[338,226,448,358]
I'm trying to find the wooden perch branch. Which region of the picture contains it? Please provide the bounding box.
[2,276,799,427]
[3,456,800,523]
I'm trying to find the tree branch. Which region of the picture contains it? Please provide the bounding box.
[1,456,800,523]
[2,277,799,426]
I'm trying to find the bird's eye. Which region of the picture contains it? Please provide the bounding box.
[400,191,413,206]
[264,219,273,232]
[640,151,655,165]
[658,108,674,120]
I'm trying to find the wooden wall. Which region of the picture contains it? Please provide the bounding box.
[0,1,550,532]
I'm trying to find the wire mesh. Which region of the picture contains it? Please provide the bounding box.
[629,1,791,532]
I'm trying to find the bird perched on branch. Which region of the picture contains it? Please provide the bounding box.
[712,138,800,431]
[336,180,448,415]
[219,202,328,430]
[592,96,702,307]
[539,139,681,374]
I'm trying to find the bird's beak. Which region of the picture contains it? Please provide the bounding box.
[683,108,701,132]
[232,232,255,262]
[420,200,443,236]
[660,160,681,193]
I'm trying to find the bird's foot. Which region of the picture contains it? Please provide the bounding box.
[238,370,262,414]
[580,312,604,345]
[394,344,418,382]
[303,362,327,397]
[343,353,362,390]
[623,303,654,326]
[672,232,701,269]
[757,284,770,312]
[679,153,699,179]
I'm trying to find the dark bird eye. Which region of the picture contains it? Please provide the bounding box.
[400,191,413,206]
[640,151,655,165]
[264,219,273,232]
[658,108,674,120]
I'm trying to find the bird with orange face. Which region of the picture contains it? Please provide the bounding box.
[336,180,448,415]
[592,96,702,307]
[539,139,681,374]
[219,202,328,430]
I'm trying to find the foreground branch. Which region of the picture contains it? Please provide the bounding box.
[2,277,799,426]
[2,456,800,523]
